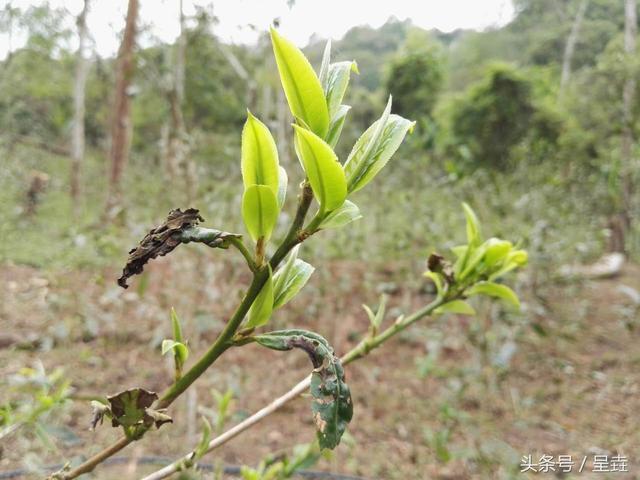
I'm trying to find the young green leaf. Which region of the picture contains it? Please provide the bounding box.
[193,416,212,461]
[161,339,189,364]
[273,258,315,309]
[325,61,358,119]
[241,111,280,192]
[424,271,444,296]
[488,249,528,280]
[242,185,279,242]
[326,104,351,148]
[270,27,330,138]
[318,200,362,230]
[467,281,521,308]
[246,267,274,329]
[462,203,482,247]
[170,307,183,343]
[434,300,476,316]
[484,238,513,267]
[343,97,415,193]
[362,294,387,330]
[254,329,353,449]
[319,39,331,89]
[293,125,347,213]
[277,165,288,209]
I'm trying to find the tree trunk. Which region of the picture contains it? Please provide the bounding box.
[162,0,197,204]
[70,0,90,210]
[559,0,589,102]
[105,0,139,218]
[611,0,637,253]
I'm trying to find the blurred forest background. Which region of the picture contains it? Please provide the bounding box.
[1,0,640,478]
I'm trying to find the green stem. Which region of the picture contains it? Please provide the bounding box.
[228,236,258,272]
[158,267,267,408]
[270,183,313,268]
[61,183,317,479]
[342,296,449,365]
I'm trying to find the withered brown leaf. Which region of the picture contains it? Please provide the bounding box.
[117,208,204,288]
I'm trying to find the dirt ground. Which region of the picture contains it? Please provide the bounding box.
[1,255,639,479]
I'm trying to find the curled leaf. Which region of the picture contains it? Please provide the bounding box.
[118,208,203,288]
[118,209,241,288]
[104,388,172,431]
[90,400,110,430]
[254,329,353,449]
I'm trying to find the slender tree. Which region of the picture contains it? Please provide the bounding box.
[622,0,637,228]
[559,0,589,101]
[610,0,638,253]
[70,0,90,208]
[105,0,139,217]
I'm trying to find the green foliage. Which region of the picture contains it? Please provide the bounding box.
[385,29,444,122]
[242,185,279,243]
[246,266,274,329]
[241,112,280,192]
[162,308,189,379]
[447,63,561,169]
[343,97,416,193]
[271,27,330,138]
[292,125,347,213]
[240,442,324,480]
[318,200,362,230]
[273,247,315,309]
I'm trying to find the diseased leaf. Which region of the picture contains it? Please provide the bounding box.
[242,185,279,242]
[246,267,274,329]
[117,208,203,288]
[104,388,172,431]
[273,257,315,309]
[293,125,347,213]
[270,27,329,138]
[118,210,241,288]
[343,97,415,193]
[318,200,362,230]
[427,253,454,286]
[326,104,351,148]
[434,300,476,316]
[467,281,521,308]
[90,401,110,430]
[254,329,353,449]
[325,61,358,118]
[241,111,280,193]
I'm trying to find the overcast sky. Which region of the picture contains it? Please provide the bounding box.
[1,0,514,57]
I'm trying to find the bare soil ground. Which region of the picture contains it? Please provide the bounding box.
[1,256,639,479]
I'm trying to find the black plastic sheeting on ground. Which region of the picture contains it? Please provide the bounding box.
[0,455,370,480]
